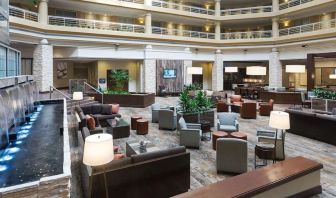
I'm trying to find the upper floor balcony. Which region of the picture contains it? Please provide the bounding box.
[221,30,272,40]
[279,18,336,36]
[279,0,313,10]
[9,5,38,22]
[152,26,215,39]
[151,0,215,16]
[221,6,272,16]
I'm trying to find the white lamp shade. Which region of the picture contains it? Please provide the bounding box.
[225,67,238,73]
[187,67,203,75]
[330,74,336,79]
[269,111,290,130]
[83,134,114,166]
[73,92,83,100]
[285,65,306,73]
[246,66,267,76]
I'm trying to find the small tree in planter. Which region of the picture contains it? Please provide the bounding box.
[109,70,130,92]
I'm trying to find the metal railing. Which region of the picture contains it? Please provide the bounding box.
[49,86,74,108]
[221,5,272,16]
[221,30,272,40]
[151,0,215,15]
[119,0,144,3]
[84,82,104,104]
[279,0,313,10]
[279,19,336,36]
[152,26,216,39]
[48,16,146,33]
[9,6,39,22]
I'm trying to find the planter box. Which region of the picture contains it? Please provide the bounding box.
[177,110,215,127]
[90,93,155,108]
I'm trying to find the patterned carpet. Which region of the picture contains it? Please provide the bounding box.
[69,96,336,197]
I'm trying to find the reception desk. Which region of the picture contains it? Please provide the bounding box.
[259,91,302,104]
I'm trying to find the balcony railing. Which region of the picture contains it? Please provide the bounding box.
[152,27,215,39]
[279,19,336,36]
[279,0,313,10]
[221,30,272,40]
[9,6,38,22]
[118,0,144,3]
[48,16,145,33]
[151,0,215,15]
[221,5,272,16]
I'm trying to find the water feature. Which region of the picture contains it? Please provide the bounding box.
[0,95,8,150]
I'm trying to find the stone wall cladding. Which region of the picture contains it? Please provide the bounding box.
[143,59,156,93]
[33,44,53,92]
[269,48,283,88]
[212,50,224,91]
[184,60,192,85]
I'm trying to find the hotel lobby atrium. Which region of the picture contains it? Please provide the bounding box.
[1,0,336,197]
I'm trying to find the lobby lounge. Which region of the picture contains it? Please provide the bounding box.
[1,0,336,197]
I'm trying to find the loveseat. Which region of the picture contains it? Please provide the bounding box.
[75,104,121,129]
[78,130,190,198]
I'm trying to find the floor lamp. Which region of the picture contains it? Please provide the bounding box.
[83,134,114,198]
[269,111,290,163]
[225,66,238,95]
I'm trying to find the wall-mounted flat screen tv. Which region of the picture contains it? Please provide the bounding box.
[163,69,177,78]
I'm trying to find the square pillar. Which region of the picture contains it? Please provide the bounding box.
[184,60,192,85]
[33,39,53,92]
[212,49,224,91]
[269,48,282,88]
[142,45,156,93]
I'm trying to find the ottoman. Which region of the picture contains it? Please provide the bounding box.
[212,131,229,150]
[136,119,149,135]
[131,116,142,130]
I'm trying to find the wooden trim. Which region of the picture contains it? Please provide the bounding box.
[288,185,322,198]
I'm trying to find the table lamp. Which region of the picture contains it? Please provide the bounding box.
[269,111,290,162]
[73,91,83,106]
[83,133,114,198]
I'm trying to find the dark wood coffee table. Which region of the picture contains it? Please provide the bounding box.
[106,118,130,139]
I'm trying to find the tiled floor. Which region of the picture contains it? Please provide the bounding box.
[70,96,336,197]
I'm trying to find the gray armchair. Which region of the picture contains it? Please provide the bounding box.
[151,103,160,123]
[257,129,285,160]
[178,117,202,149]
[158,109,177,130]
[216,138,247,173]
[217,112,239,132]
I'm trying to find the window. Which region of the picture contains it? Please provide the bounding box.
[0,13,9,44]
[7,49,17,76]
[0,46,6,77]
[21,58,33,75]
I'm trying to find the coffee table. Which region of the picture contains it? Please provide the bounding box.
[126,140,160,157]
[106,118,130,139]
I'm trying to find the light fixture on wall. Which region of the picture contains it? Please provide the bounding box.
[187,67,203,75]
[225,66,238,73]
[246,66,267,76]
[330,69,336,79]
[285,65,306,73]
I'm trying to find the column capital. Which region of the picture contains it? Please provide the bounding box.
[272,17,279,23]
[145,12,152,17]
[271,48,278,52]
[39,39,49,45]
[145,45,152,50]
[215,49,222,54]
[214,0,221,2]
[39,0,49,3]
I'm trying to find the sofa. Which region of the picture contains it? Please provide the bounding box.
[75,104,121,129]
[285,109,336,146]
[78,131,190,198]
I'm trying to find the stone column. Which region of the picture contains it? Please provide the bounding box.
[144,0,152,6]
[272,17,279,38]
[168,0,174,9]
[178,1,183,10]
[177,24,184,36]
[145,13,152,34]
[272,0,279,12]
[33,39,53,92]
[184,48,192,85]
[214,0,221,17]
[143,45,156,93]
[321,13,332,29]
[215,21,221,40]
[269,48,282,88]
[167,22,174,35]
[38,0,49,25]
[212,49,224,91]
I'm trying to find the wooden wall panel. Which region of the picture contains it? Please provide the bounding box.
[156,60,184,93]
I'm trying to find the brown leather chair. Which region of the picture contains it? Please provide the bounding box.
[240,102,257,119]
[259,99,274,116]
[230,95,244,105]
[216,102,229,112]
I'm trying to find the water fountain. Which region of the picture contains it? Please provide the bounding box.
[0,95,8,150]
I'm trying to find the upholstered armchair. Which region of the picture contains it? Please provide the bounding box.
[158,109,177,130]
[216,138,248,173]
[217,112,239,132]
[178,117,202,149]
[240,102,257,119]
[216,102,229,113]
[230,95,244,105]
[301,92,311,108]
[259,99,274,116]
[151,103,161,123]
[257,129,285,160]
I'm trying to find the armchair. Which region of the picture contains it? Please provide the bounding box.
[230,95,243,105]
[216,138,247,173]
[159,109,177,130]
[257,129,285,160]
[178,117,202,148]
[151,103,160,123]
[259,99,274,116]
[240,102,257,119]
[216,102,229,112]
[217,112,239,132]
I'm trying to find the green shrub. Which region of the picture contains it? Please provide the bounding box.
[178,87,213,114]
[313,88,336,100]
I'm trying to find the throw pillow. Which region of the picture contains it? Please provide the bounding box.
[86,115,96,130]
[114,146,119,153]
[111,104,120,114]
[91,115,100,127]
[114,154,125,160]
[178,117,187,129]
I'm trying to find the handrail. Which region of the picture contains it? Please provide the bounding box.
[9,5,39,22]
[279,0,313,10]
[152,26,215,39]
[119,0,144,3]
[50,86,73,101]
[221,5,272,16]
[48,15,145,33]
[221,30,272,40]
[151,0,215,15]
[279,19,336,36]
[84,82,104,104]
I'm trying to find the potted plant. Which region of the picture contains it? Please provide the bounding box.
[109,70,130,91]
